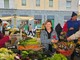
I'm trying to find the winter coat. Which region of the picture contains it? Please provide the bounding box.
[40,29,58,50]
[63,20,80,37]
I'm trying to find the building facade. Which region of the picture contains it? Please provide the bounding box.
[0,0,79,28]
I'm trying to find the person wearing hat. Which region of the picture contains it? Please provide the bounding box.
[63,12,80,41]
[63,12,80,60]
[0,19,10,47]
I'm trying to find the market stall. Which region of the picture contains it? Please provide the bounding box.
[0,16,34,28]
[0,16,80,60]
[0,35,80,60]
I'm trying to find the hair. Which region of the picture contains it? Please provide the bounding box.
[45,20,52,25]
[0,19,2,23]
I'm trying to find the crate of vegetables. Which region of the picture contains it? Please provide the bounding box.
[17,38,42,51]
[56,41,75,56]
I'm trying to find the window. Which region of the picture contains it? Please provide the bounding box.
[47,15,54,28]
[49,0,53,7]
[66,0,71,8]
[36,0,40,6]
[4,0,9,8]
[22,0,26,6]
[34,15,42,28]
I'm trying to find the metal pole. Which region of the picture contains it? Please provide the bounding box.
[44,0,46,22]
[13,14,16,28]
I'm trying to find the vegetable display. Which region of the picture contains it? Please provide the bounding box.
[50,53,67,60]
[20,50,68,60]
[17,38,41,50]
[0,48,16,60]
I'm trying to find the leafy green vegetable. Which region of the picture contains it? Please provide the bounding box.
[0,48,15,60]
[50,53,67,60]
[21,51,29,58]
[19,38,40,46]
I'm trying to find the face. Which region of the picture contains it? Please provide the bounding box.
[72,16,77,21]
[45,22,52,30]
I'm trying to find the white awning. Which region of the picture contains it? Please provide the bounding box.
[0,16,34,20]
[15,16,34,20]
[0,16,12,20]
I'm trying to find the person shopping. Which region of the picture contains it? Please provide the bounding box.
[40,20,58,53]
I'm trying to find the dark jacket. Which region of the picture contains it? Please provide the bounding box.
[2,27,5,35]
[55,23,62,35]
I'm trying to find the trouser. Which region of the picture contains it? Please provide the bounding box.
[42,44,56,57]
[28,31,33,36]
[48,44,53,52]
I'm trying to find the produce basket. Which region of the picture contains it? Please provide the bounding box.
[57,49,73,56]
[55,41,75,56]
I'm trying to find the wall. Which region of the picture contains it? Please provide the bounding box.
[15,0,59,10]
[59,0,79,11]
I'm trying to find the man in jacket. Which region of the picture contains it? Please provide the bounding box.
[63,12,80,43]
[63,12,80,60]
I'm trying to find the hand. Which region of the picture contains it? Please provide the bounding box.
[9,36,11,40]
[67,37,72,41]
[60,32,64,35]
[69,27,74,30]
[51,40,58,43]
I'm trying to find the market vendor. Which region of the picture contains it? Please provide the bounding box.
[63,12,80,43]
[63,12,80,60]
[0,19,10,48]
[40,20,58,52]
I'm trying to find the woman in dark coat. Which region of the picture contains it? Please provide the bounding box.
[55,23,62,41]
